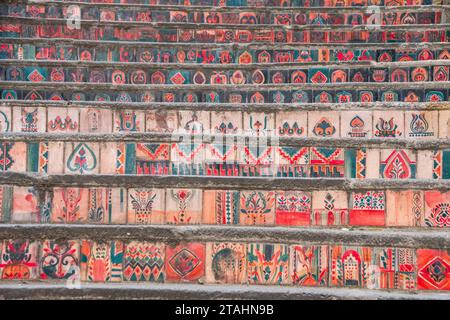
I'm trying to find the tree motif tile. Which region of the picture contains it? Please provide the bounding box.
[51,188,89,223]
[165,189,202,225]
[247,243,289,285]
[127,188,165,224]
[239,191,275,226]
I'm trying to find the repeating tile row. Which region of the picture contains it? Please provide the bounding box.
[0,239,448,291]
[1,23,446,44]
[1,186,449,228]
[1,107,449,138]
[3,64,449,85]
[2,44,449,64]
[3,87,450,103]
[2,140,450,179]
[1,4,443,25]
[16,0,435,8]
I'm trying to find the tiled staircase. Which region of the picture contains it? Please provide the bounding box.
[0,0,449,299]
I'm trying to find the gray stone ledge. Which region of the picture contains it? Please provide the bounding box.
[0,282,449,300]
[0,224,449,248]
[3,37,449,50]
[0,173,449,190]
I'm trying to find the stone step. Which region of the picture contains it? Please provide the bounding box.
[1,282,449,300]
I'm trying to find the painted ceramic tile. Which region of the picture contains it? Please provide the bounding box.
[11,186,40,223]
[114,110,144,132]
[340,111,372,138]
[290,245,328,286]
[178,111,210,134]
[405,111,438,139]
[165,242,205,283]
[344,148,367,179]
[417,249,450,291]
[0,106,12,132]
[64,142,100,174]
[373,111,404,138]
[12,107,46,132]
[239,191,275,226]
[80,240,123,282]
[276,191,311,226]
[136,143,170,175]
[86,188,127,224]
[312,190,348,226]
[79,108,112,133]
[171,143,205,176]
[145,110,178,133]
[46,142,65,174]
[205,242,247,284]
[275,147,309,177]
[0,186,12,222]
[211,111,241,135]
[127,188,165,224]
[380,149,416,179]
[0,240,38,280]
[239,141,275,176]
[51,188,89,223]
[100,142,118,174]
[0,142,27,172]
[308,111,340,138]
[364,149,380,179]
[40,240,80,281]
[47,107,79,132]
[276,111,307,137]
[372,247,416,290]
[423,191,450,228]
[247,243,289,285]
[165,189,202,225]
[202,190,240,225]
[310,147,345,177]
[438,110,450,138]
[204,138,239,176]
[243,112,275,136]
[349,191,385,226]
[123,241,165,282]
[386,190,424,227]
[433,149,450,179]
[330,246,372,288]
[416,150,435,179]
